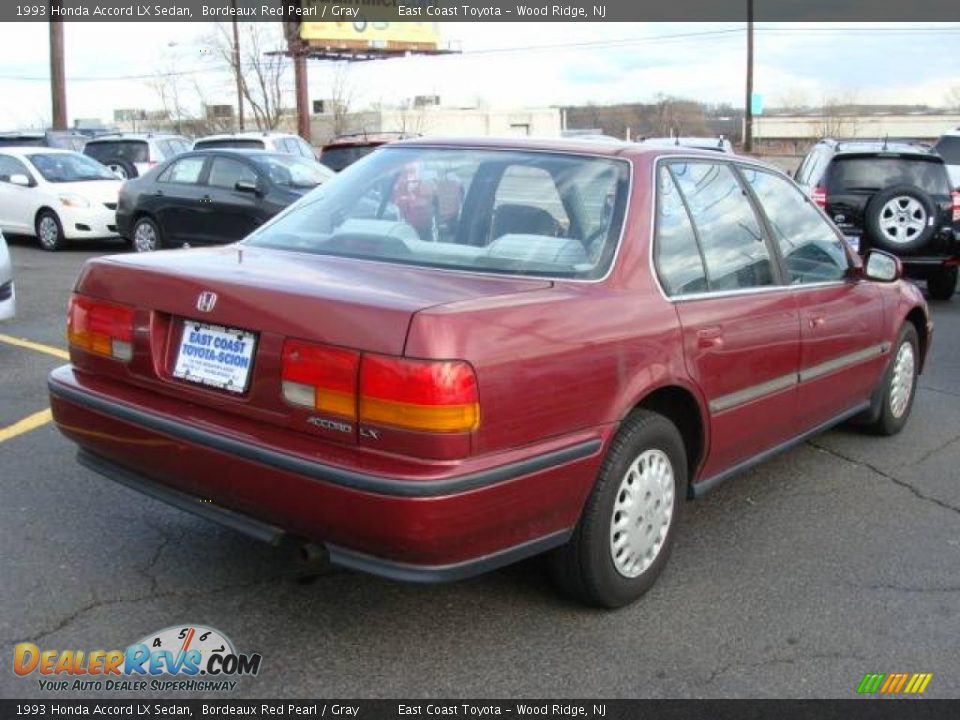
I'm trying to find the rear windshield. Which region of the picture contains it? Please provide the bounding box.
[84,140,148,163]
[319,145,378,172]
[934,136,960,165]
[827,155,949,195]
[246,147,629,280]
[194,139,266,150]
[0,137,45,147]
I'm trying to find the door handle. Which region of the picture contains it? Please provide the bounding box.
[696,327,724,349]
[807,313,826,329]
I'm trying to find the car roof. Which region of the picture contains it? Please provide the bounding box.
[87,133,183,142]
[0,146,75,157]
[818,139,939,158]
[188,148,292,159]
[195,132,296,142]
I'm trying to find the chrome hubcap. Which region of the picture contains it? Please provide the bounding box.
[879,197,926,245]
[890,341,915,419]
[133,222,157,252]
[39,216,59,248]
[610,449,675,578]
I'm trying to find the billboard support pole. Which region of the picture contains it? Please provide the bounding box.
[294,45,310,143]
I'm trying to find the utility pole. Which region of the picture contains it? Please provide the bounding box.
[231,1,244,131]
[293,47,310,142]
[49,0,67,129]
[743,0,754,153]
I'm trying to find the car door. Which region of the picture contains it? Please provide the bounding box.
[741,165,887,431]
[151,156,209,245]
[0,154,38,234]
[202,156,263,244]
[659,160,801,479]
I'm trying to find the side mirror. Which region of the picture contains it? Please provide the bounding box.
[864,250,901,283]
[235,180,259,195]
[10,174,31,187]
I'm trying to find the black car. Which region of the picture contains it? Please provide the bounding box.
[116,149,334,252]
[794,139,959,300]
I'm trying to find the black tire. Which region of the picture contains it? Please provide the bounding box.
[106,159,137,180]
[35,210,66,252]
[130,216,163,253]
[550,410,687,608]
[927,266,957,301]
[864,185,937,253]
[861,324,920,436]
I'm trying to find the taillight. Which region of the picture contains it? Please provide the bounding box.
[281,339,359,419]
[952,191,960,222]
[360,356,479,433]
[67,294,134,361]
[812,186,827,209]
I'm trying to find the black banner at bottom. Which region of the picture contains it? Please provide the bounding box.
[2,700,960,720]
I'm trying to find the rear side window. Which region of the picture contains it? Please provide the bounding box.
[670,161,774,291]
[654,167,707,295]
[934,136,960,164]
[84,140,148,164]
[159,156,205,184]
[827,156,950,195]
[742,168,848,284]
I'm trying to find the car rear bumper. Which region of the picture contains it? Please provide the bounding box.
[48,365,605,581]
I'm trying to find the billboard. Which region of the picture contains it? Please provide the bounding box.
[300,21,441,51]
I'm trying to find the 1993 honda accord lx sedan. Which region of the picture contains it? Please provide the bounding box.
[49,138,931,608]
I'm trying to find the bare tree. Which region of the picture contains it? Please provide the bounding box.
[207,22,289,130]
[946,86,960,111]
[329,63,355,136]
[819,92,860,138]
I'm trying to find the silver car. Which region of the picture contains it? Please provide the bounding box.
[0,229,14,320]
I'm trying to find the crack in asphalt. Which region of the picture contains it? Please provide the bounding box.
[3,578,279,648]
[807,440,960,517]
[702,651,868,686]
[856,582,960,594]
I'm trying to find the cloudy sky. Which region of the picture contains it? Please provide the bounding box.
[1,21,959,128]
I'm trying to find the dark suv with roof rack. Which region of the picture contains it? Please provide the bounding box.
[794,139,959,300]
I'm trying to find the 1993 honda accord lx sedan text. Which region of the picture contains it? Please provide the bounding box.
[49,138,931,608]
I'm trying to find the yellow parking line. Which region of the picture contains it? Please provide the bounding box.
[0,333,69,360]
[0,409,53,443]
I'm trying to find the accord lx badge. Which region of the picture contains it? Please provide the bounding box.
[196,291,218,313]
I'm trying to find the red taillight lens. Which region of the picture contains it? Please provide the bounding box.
[812,186,827,209]
[281,339,359,419]
[67,294,134,361]
[952,191,959,222]
[360,356,479,433]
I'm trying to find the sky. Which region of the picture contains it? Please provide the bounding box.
[1,21,959,128]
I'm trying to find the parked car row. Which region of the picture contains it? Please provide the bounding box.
[0,145,334,252]
[49,136,930,608]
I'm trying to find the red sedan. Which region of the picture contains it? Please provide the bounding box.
[50,138,931,608]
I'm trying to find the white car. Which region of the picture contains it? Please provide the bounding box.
[639,136,735,154]
[0,229,14,320]
[193,131,317,159]
[0,147,123,251]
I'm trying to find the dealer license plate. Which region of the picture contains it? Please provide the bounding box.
[173,321,257,394]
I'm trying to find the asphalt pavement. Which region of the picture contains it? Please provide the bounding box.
[1,235,958,699]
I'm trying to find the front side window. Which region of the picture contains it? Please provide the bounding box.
[252,155,333,189]
[669,161,774,291]
[0,155,32,183]
[160,157,205,185]
[654,166,707,295]
[742,167,848,284]
[207,157,258,189]
[246,147,630,280]
[28,153,115,183]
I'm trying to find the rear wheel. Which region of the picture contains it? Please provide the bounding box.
[131,216,162,253]
[36,210,66,252]
[927,266,957,301]
[550,410,687,608]
[863,324,919,436]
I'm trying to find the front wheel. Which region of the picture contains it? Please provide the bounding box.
[863,324,919,436]
[927,266,957,301]
[550,410,687,608]
[36,210,66,252]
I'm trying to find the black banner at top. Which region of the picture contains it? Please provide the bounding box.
[8,0,960,22]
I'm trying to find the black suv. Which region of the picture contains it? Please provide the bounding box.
[795,139,959,300]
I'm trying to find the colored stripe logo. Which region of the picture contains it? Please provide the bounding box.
[857,672,933,694]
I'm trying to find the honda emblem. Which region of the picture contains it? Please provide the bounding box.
[196,291,218,313]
